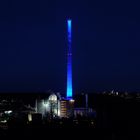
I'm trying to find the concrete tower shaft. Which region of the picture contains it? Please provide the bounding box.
[66,19,72,98]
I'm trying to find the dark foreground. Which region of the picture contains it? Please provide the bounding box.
[0,122,139,140]
[0,128,139,140]
[0,93,140,139]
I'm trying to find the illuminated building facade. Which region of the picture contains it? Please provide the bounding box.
[35,93,74,118]
[60,98,74,118]
[36,94,60,118]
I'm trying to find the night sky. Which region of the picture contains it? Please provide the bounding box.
[0,0,140,93]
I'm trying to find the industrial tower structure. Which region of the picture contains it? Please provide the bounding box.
[34,20,93,119]
[60,19,74,118]
[66,19,72,99]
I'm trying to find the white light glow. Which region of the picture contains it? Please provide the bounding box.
[4,110,12,114]
[28,114,32,122]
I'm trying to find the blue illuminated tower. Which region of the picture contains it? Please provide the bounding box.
[66,19,72,98]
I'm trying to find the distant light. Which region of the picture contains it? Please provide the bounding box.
[28,114,32,122]
[44,102,49,108]
[0,120,7,123]
[4,110,12,114]
[48,94,57,101]
[69,99,75,103]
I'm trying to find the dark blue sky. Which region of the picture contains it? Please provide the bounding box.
[0,0,140,93]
